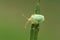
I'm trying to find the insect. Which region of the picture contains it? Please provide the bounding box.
[22,14,44,29]
[28,14,44,24]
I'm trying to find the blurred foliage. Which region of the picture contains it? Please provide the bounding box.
[0,0,60,40]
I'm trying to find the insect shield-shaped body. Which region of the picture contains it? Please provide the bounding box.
[28,14,44,24]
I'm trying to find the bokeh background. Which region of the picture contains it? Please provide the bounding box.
[0,0,60,40]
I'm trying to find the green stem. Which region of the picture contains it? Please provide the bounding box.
[34,0,40,14]
[34,24,39,40]
[30,0,40,40]
[30,24,39,40]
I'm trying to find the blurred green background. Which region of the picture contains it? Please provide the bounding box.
[0,0,60,40]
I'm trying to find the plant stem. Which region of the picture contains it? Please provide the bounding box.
[30,24,39,40]
[34,0,40,14]
[30,0,40,40]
